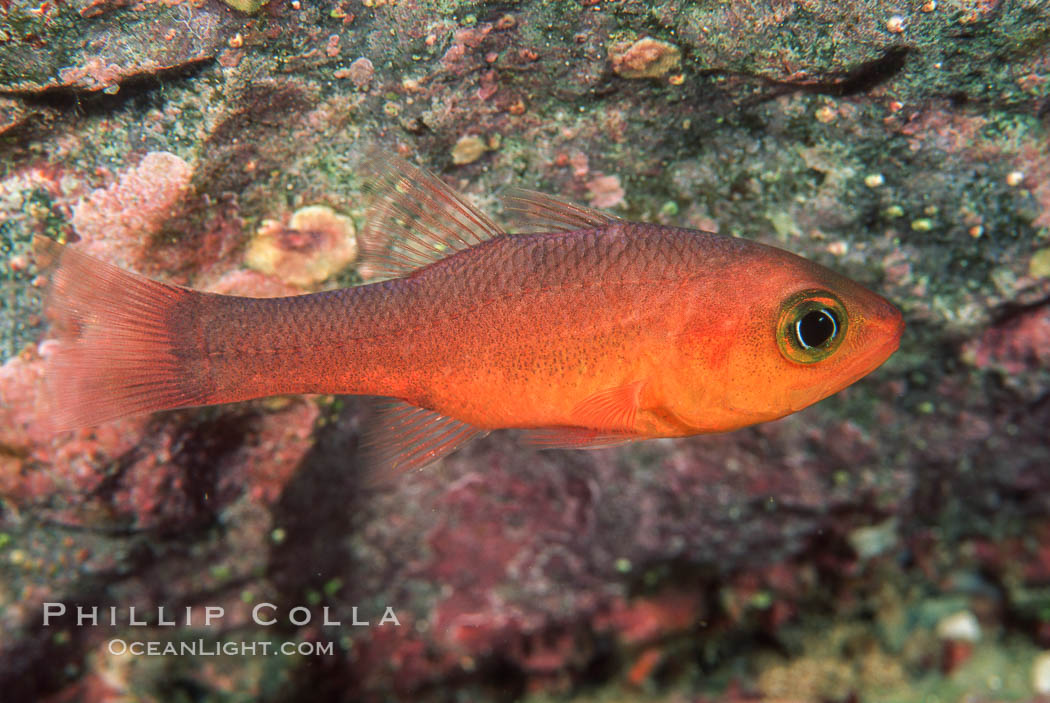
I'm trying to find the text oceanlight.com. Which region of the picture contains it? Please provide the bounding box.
[107,639,336,657]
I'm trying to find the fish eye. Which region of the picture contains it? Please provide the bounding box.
[776,290,848,364]
[795,308,838,349]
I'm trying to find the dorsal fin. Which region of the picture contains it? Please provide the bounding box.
[360,400,487,483]
[361,153,505,278]
[502,188,621,233]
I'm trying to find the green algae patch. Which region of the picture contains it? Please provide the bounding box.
[1030,248,1050,279]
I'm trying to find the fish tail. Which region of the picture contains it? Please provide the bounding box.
[36,236,213,433]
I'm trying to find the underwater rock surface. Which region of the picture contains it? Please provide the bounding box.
[1,0,1049,701]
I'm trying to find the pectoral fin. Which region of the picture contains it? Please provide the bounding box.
[569,380,646,433]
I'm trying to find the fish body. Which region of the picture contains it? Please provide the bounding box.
[39,156,903,474]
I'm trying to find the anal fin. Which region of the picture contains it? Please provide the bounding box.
[360,400,487,482]
[519,427,639,450]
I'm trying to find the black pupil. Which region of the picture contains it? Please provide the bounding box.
[796,309,838,349]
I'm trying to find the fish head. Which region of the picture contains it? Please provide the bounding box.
[709,246,904,425]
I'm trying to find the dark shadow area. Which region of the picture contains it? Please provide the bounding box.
[0,58,214,116]
[265,397,371,699]
[267,398,369,603]
[734,45,912,105]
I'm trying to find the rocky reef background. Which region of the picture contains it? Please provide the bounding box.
[2,0,1050,700]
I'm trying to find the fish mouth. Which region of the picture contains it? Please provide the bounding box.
[853,302,904,378]
[874,303,905,359]
[838,301,904,385]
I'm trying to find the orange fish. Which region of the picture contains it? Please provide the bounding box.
[38,155,903,475]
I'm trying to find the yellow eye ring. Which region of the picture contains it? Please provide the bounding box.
[776,289,848,364]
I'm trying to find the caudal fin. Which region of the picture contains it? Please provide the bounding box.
[36,237,210,432]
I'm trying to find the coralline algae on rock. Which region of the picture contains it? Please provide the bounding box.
[586,174,625,208]
[609,37,681,79]
[451,135,488,165]
[245,205,357,288]
[341,57,375,88]
[71,151,192,269]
